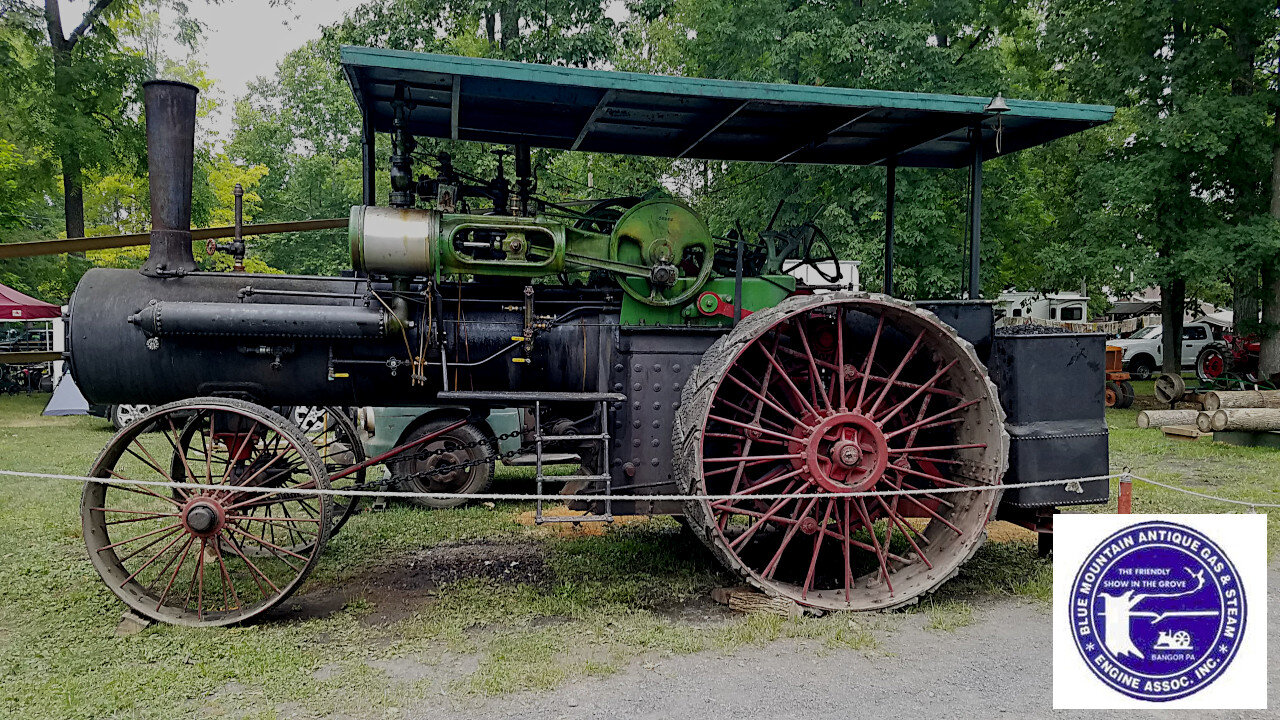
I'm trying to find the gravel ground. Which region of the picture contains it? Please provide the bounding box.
[416,567,1277,720]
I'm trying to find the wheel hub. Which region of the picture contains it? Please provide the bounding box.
[791,411,889,494]
[1204,354,1224,377]
[181,497,226,537]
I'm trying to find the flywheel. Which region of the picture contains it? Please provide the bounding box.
[675,293,1008,611]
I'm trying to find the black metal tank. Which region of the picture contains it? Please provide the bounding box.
[68,269,620,406]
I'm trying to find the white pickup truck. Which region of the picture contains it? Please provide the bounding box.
[1109,322,1216,379]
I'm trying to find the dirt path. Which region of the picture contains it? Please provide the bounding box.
[414,567,1277,720]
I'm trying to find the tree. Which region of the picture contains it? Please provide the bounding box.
[1044,0,1277,373]
[37,0,139,240]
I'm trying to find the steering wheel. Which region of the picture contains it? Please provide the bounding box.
[608,199,716,307]
[799,223,842,283]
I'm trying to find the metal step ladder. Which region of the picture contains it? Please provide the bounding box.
[436,390,624,524]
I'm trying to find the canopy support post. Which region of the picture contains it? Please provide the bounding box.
[884,160,897,296]
[967,128,983,299]
[361,114,376,205]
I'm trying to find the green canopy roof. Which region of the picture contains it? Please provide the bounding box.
[340,46,1113,169]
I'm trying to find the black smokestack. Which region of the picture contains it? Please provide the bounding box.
[140,79,199,277]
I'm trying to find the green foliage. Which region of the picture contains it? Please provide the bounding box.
[2,0,1279,318]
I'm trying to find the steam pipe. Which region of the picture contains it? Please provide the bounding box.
[140,79,200,277]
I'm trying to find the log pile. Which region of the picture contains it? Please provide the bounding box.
[1140,389,1280,434]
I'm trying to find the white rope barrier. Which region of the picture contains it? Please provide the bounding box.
[0,468,1116,502]
[0,468,1274,509]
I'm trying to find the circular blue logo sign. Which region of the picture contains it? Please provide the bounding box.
[1069,520,1246,701]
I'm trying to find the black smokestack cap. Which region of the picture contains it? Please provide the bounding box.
[140,79,199,277]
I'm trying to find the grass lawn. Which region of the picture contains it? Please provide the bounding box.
[0,388,1273,719]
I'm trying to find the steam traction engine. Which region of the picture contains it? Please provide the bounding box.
[67,49,1115,625]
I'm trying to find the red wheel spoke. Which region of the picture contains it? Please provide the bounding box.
[705,413,805,445]
[122,530,187,585]
[714,396,792,434]
[228,448,292,490]
[852,498,892,594]
[724,372,806,427]
[165,416,204,492]
[755,340,818,418]
[219,420,261,486]
[866,331,925,417]
[703,452,805,463]
[93,507,180,525]
[723,483,801,549]
[849,369,965,401]
[793,318,832,413]
[854,315,885,412]
[711,468,806,509]
[900,455,965,466]
[835,307,847,411]
[227,525,308,564]
[874,359,958,426]
[888,443,985,454]
[220,531,281,597]
[196,539,206,619]
[840,499,852,602]
[874,496,932,569]
[97,522,182,552]
[155,536,195,610]
[123,437,184,498]
[887,462,969,489]
[720,502,913,564]
[223,491,311,513]
[801,499,835,600]
[199,417,214,485]
[903,417,965,434]
[182,539,204,615]
[704,431,790,446]
[762,497,818,579]
[103,474,183,506]
[226,514,322,525]
[884,398,982,440]
[899,494,964,535]
[212,540,241,612]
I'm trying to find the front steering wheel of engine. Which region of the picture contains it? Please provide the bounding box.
[608,199,715,307]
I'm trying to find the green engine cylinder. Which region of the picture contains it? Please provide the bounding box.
[348,199,715,308]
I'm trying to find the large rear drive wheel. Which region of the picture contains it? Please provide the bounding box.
[82,399,331,626]
[676,294,1008,611]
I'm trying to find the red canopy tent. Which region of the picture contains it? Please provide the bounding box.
[1,282,60,320]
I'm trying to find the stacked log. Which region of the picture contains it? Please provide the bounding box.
[1200,409,1280,432]
[1137,410,1203,429]
[1202,390,1280,410]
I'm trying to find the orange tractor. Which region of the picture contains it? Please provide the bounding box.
[1105,345,1135,408]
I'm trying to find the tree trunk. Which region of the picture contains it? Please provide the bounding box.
[1160,280,1185,374]
[1261,60,1280,379]
[485,12,496,45]
[499,3,519,51]
[59,145,85,240]
[1234,275,1260,334]
[1261,266,1280,377]
[45,0,87,241]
